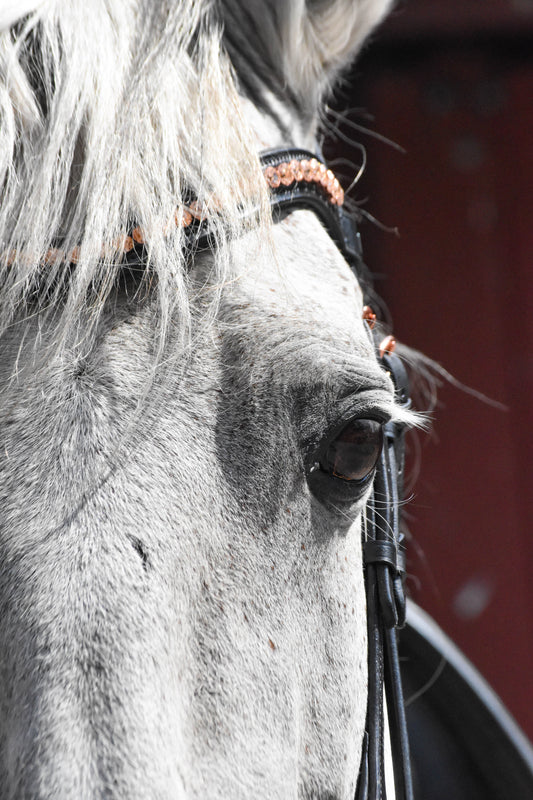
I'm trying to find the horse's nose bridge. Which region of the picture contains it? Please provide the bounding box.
[0,529,188,798]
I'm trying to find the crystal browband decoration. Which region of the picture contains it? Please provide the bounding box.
[1,156,345,267]
[263,157,344,206]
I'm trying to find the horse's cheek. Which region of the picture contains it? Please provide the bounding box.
[183,490,367,798]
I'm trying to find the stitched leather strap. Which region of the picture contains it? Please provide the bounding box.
[355,347,414,800]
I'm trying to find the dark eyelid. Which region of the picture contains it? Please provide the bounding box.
[334,404,389,429]
[326,393,392,434]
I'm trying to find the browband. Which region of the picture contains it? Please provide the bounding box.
[2,149,362,270]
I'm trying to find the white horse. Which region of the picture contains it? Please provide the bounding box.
[0,1,416,797]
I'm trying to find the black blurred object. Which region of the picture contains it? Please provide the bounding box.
[402,603,533,799]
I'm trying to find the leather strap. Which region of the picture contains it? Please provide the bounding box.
[355,347,414,800]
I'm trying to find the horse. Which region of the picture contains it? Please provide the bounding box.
[0,1,418,797]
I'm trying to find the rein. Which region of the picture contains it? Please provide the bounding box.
[261,148,414,800]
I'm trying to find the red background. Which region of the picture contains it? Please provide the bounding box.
[330,0,533,739]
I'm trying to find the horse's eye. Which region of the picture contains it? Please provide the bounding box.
[307,416,384,509]
[320,418,383,483]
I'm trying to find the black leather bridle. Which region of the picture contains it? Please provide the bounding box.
[261,148,415,800]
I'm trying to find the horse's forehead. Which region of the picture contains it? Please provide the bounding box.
[234,210,366,342]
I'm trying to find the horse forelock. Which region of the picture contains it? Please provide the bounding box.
[0,0,272,368]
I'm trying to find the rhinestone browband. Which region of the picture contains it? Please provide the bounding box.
[1,156,344,268]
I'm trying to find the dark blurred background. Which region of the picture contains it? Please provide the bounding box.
[329,0,533,740]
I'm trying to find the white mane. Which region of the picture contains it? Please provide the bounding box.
[0,1,269,362]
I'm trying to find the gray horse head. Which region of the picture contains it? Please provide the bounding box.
[0,1,418,798]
